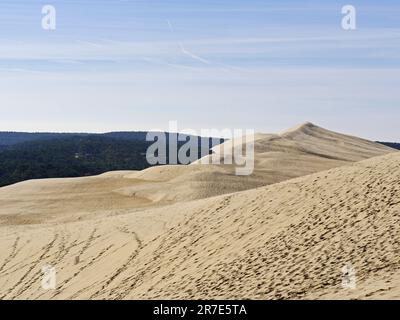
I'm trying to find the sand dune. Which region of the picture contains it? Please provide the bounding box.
[0,122,391,224]
[118,122,393,203]
[0,123,398,300]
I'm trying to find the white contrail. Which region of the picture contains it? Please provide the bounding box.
[167,19,210,65]
[178,42,211,65]
[165,19,250,75]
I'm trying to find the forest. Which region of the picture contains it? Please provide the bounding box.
[0,133,221,187]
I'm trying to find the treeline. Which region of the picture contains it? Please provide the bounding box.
[0,132,89,146]
[0,131,159,146]
[379,142,400,150]
[0,131,217,146]
[0,135,221,187]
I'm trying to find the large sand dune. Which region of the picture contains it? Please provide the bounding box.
[120,122,393,203]
[0,123,398,300]
[0,122,393,224]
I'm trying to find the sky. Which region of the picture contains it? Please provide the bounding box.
[0,0,399,140]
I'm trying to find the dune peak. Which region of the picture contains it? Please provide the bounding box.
[281,121,319,135]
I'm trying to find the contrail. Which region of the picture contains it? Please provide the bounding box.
[167,19,210,65]
[178,42,210,65]
[166,19,249,74]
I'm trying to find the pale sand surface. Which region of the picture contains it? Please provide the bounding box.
[0,123,398,299]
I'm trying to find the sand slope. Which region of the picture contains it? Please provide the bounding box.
[119,152,400,300]
[0,151,399,299]
[0,123,398,300]
[0,123,393,225]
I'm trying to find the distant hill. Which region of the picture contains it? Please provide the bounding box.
[379,142,400,150]
[0,132,89,146]
[0,131,191,146]
[0,134,222,187]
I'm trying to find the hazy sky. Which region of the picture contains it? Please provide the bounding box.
[0,0,399,140]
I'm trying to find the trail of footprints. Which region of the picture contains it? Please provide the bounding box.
[0,222,143,299]
[100,154,400,300]
[0,237,20,274]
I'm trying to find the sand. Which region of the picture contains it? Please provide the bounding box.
[0,122,392,224]
[0,123,398,300]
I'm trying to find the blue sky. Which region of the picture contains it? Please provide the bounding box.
[0,0,399,140]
